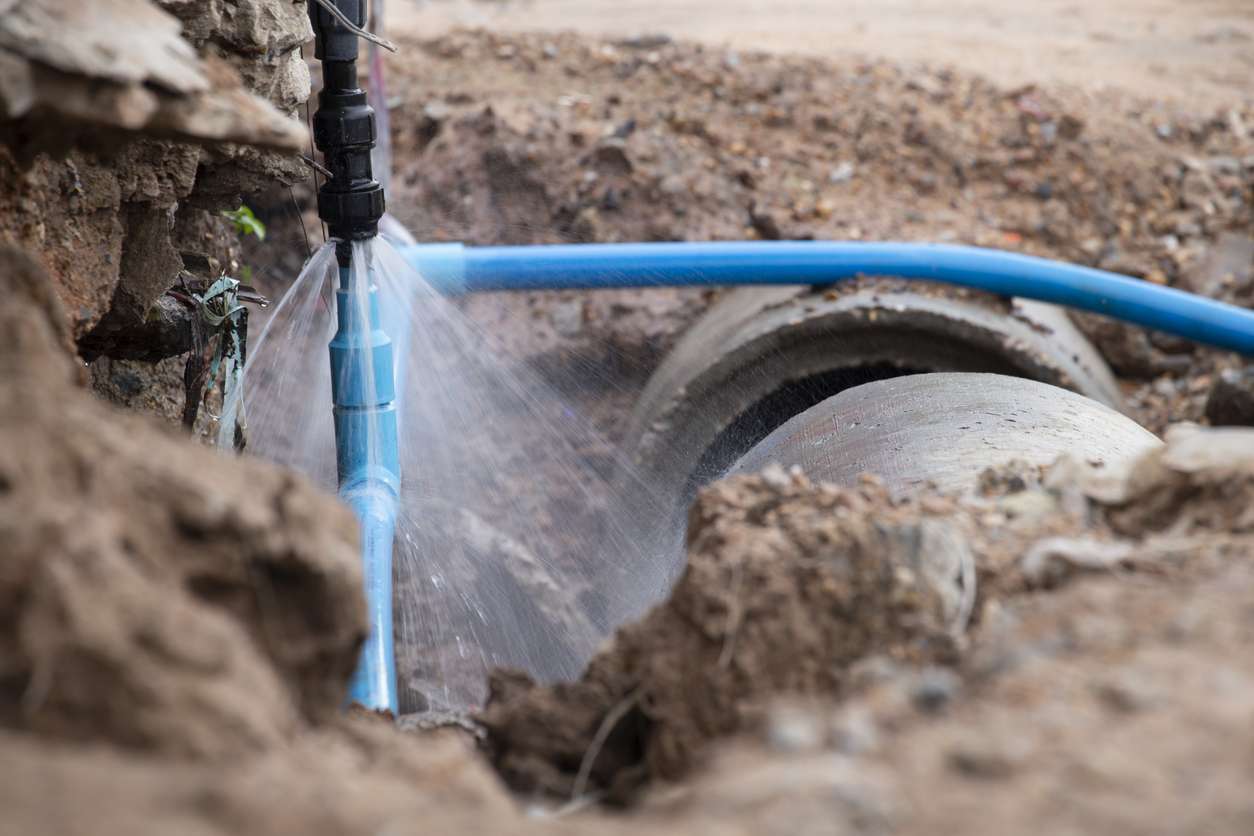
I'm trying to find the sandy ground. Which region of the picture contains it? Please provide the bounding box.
[395,0,1254,108]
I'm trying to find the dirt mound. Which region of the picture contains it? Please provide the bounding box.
[480,469,970,800]
[0,245,364,759]
[633,532,1254,836]
[1098,425,1254,535]
[5,418,1254,836]
[0,716,537,836]
[479,423,1254,804]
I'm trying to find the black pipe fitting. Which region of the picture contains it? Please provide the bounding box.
[309,0,385,266]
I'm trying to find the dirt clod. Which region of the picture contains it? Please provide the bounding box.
[0,246,364,759]
[481,472,967,800]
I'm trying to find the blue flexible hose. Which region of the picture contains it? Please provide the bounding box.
[402,241,1254,355]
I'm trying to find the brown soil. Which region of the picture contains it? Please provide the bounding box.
[398,0,1254,111]
[5,237,1254,833]
[477,426,1254,809]
[481,469,967,802]
[6,15,1254,836]
[378,29,1251,437]
[0,245,364,759]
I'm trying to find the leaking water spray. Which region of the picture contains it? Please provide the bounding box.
[295,1,1254,718]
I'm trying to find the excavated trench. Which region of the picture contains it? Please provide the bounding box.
[3,6,1254,835]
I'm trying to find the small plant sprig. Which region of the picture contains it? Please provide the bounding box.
[221,205,267,242]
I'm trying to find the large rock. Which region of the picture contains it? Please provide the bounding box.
[0,0,305,150]
[0,246,364,759]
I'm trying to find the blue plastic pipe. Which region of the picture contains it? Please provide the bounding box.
[329,265,401,712]
[401,241,1254,355]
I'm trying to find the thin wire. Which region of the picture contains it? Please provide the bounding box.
[367,0,393,194]
[289,184,313,259]
[311,0,398,52]
[300,154,334,179]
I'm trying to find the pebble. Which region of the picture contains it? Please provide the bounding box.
[828,161,856,184]
[910,667,962,714]
[830,706,879,755]
[1205,366,1254,427]
[549,299,584,337]
[766,703,825,752]
[946,738,1030,780]
[1093,671,1161,714]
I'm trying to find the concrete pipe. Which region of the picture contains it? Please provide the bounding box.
[730,372,1160,497]
[625,281,1124,516]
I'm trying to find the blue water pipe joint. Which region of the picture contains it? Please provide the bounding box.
[329,264,401,712]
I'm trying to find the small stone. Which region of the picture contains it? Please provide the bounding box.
[748,203,785,240]
[1205,366,1254,427]
[549,299,584,337]
[590,140,633,175]
[759,463,793,489]
[830,706,879,755]
[658,174,686,196]
[910,667,961,714]
[766,703,824,752]
[611,119,637,139]
[947,738,1028,780]
[1094,671,1161,714]
[828,162,856,184]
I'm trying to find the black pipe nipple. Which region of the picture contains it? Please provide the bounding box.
[309,0,385,267]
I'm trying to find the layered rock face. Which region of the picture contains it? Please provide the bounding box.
[0,0,310,356]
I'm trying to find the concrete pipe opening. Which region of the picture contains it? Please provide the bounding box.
[625,280,1125,517]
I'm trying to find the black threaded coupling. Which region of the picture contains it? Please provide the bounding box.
[309,0,385,266]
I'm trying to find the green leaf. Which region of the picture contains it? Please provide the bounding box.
[221,205,266,241]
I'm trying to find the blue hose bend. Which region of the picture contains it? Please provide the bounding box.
[402,241,1254,355]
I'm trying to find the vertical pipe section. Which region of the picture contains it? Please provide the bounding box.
[311,1,396,712]
[330,262,400,711]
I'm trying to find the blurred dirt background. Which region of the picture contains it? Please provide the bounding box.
[399,0,1254,108]
[372,25,1251,443]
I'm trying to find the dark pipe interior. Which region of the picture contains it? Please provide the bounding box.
[684,363,924,499]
